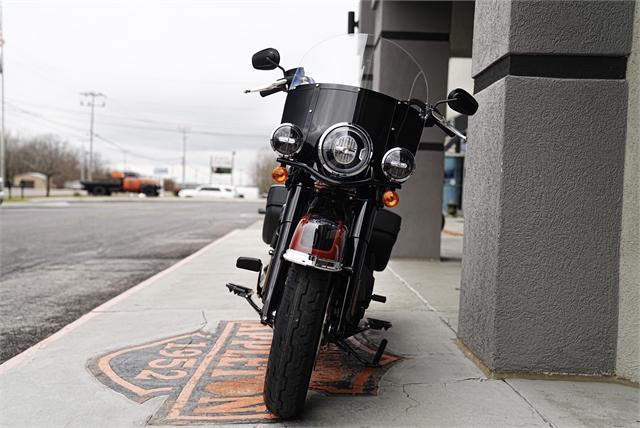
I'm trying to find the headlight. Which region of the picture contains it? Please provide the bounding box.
[317,123,372,177]
[271,123,303,156]
[381,148,416,183]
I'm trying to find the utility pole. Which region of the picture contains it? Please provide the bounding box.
[231,151,236,186]
[0,2,5,184]
[80,92,106,181]
[179,127,189,186]
[80,140,85,181]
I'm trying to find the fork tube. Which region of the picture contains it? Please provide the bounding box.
[337,199,377,335]
[261,182,305,324]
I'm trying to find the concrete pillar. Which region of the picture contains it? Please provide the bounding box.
[361,0,452,260]
[617,0,640,383]
[458,0,635,375]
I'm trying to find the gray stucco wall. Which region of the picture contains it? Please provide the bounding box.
[459,78,505,364]
[461,77,627,373]
[472,0,634,75]
[471,0,511,75]
[508,1,633,55]
[459,0,633,374]
[394,150,444,260]
[376,0,451,34]
[616,0,640,383]
[365,0,453,259]
[497,77,625,373]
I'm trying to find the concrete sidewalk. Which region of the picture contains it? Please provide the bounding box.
[0,221,637,427]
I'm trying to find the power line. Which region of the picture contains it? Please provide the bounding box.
[5,103,89,133]
[5,99,266,138]
[5,101,183,165]
[94,133,182,163]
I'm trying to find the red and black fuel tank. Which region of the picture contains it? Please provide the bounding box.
[281,83,423,179]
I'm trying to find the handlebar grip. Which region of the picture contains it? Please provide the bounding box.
[436,121,456,138]
[260,87,282,97]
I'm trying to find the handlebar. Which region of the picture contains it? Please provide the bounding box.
[429,107,467,142]
[243,78,288,95]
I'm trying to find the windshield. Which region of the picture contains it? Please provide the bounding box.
[291,33,428,104]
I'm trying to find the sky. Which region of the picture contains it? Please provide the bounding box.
[3,0,360,185]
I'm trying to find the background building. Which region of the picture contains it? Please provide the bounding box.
[12,172,47,189]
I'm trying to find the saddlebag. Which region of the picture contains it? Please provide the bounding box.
[369,209,402,271]
[262,185,287,245]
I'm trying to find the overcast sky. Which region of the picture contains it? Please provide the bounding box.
[3,0,359,184]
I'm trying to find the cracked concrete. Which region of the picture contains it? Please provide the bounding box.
[0,221,638,427]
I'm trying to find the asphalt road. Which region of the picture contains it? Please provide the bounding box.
[0,198,264,364]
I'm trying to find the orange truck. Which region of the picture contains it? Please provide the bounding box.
[81,172,162,196]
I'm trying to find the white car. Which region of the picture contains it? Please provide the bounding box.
[178,185,237,199]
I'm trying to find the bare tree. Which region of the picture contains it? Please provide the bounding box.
[3,132,29,186]
[3,130,111,194]
[51,148,80,188]
[23,134,78,197]
[251,148,279,194]
[89,152,111,180]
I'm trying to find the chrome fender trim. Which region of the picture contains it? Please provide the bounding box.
[283,249,343,272]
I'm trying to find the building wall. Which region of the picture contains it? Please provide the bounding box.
[360,0,638,378]
[459,0,634,374]
[13,173,47,189]
[617,0,640,383]
[362,0,453,259]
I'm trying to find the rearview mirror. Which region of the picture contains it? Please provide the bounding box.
[252,48,280,71]
[447,88,479,116]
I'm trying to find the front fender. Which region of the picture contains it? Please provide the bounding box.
[283,214,347,272]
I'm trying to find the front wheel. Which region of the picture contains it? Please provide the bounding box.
[264,264,331,419]
[142,186,156,197]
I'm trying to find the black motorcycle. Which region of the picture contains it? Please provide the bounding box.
[227,33,477,419]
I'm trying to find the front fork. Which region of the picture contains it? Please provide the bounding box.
[335,199,378,336]
[260,182,306,325]
[228,186,389,365]
[241,182,379,336]
[277,196,379,338]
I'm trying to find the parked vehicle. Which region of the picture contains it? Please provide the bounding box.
[177,184,237,199]
[226,33,478,419]
[81,172,161,196]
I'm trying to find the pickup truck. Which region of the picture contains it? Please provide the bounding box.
[82,172,161,196]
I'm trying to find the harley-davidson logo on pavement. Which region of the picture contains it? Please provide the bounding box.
[88,320,404,425]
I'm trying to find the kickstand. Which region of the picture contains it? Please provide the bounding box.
[336,338,388,368]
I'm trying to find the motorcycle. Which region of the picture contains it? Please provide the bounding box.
[227,33,478,419]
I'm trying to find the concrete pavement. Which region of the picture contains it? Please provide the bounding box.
[0,220,638,427]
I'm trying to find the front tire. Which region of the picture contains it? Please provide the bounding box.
[142,186,156,197]
[264,264,331,419]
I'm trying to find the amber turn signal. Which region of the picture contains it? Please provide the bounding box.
[382,190,399,208]
[272,166,289,184]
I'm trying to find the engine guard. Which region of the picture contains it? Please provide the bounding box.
[283,214,347,272]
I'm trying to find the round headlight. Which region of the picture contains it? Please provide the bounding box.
[271,123,303,156]
[318,123,372,177]
[381,148,416,183]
